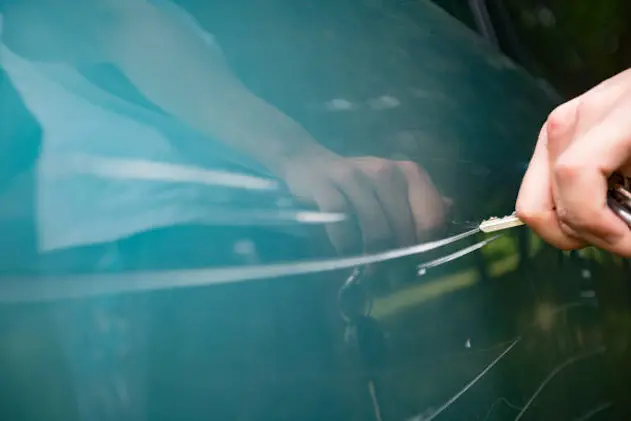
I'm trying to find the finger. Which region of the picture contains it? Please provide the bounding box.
[311,186,361,254]
[364,162,416,247]
[547,71,630,241]
[553,103,631,256]
[397,162,445,240]
[546,98,579,160]
[337,170,394,252]
[516,123,585,250]
[546,98,581,239]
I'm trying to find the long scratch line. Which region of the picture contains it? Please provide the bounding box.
[514,347,607,421]
[407,337,521,421]
[574,402,612,421]
[0,229,480,303]
[417,235,501,273]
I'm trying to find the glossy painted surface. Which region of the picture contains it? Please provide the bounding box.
[0,1,630,420]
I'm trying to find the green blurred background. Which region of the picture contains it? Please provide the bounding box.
[433,0,631,98]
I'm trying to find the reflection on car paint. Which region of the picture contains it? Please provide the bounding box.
[1,0,630,420]
[572,402,613,421]
[513,347,607,421]
[417,234,502,275]
[0,228,480,303]
[43,153,279,190]
[407,337,521,421]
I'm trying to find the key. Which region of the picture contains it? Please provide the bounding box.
[479,180,631,236]
[608,187,631,227]
[479,212,524,233]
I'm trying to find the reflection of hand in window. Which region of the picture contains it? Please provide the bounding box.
[280,154,446,253]
[26,0,447,253]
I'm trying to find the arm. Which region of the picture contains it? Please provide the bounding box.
[89,0,334,174]
[68,0,446,253]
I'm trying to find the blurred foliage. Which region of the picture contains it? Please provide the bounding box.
[429,0,630,98]
[498,0,629,97]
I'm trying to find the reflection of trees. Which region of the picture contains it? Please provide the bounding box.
[370,228,631,420]
[495,0,631,97]
[513,346,606,421]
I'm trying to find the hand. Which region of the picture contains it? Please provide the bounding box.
[278,153,447,254]
[516,68,631,257]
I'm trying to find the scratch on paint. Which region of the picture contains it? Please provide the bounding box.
[514,347,607,421]
[573,402,612,421]
[407,337,521,421]
[417,235,501,274]
[1,229,481,303]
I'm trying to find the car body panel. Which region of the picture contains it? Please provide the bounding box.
[0,1,630,420]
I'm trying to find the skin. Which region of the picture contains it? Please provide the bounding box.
[516,68,631,257]
[2,0,446,254]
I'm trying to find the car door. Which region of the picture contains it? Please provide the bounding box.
[0,0,629,420]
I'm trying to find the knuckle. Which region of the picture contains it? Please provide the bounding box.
[557,219,579,238]
[556,208,583,232]
[553,157,581,182]
[575,95,601,120]
[314,189,349,213]
[555,207,572,225]
[397,160,417,170]
[397,160,424,177]
[332,165,360,182]
[546,103,576,135]
[369,160,396,177]
[556,206,600,233]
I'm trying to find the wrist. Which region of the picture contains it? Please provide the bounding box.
[256,138,340,177]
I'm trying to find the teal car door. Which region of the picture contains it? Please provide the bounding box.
[0,0,629,420]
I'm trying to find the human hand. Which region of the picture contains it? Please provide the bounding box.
[279,153,447,254]
[516,68,631,256]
